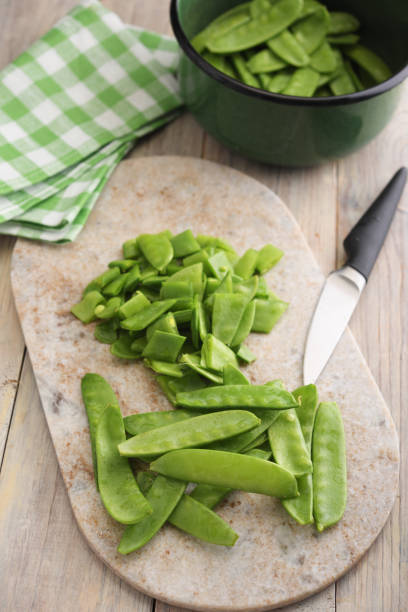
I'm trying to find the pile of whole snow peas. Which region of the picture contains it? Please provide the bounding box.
[192,0,392,97]
[72,230,346,554]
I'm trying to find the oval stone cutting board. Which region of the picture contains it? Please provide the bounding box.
[11,157,399,611]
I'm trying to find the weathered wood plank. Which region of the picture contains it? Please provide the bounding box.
[0,355,154,612]
[335,84,408,612]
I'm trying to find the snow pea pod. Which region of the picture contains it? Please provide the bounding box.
[267,30,310,67]
[138,233,174,272]
[118,475,185,554]
[265,69,293,93]
[250,0,277,18]
[191,3,251,53]
[329,66,356,95]
[292,7,330,54]
[163,263,203,296]
[299,0,324,18]
[110,332,142,359]
[207,0,303,54]
[142,330,186,363]
[120,299,176,331]
[151,449,298,498]
[202,51,237,78]
[118,291,150,320]
[234,248,258,279]
[268,409,312,476]
[312,402,347,531]
[170,229,200,258]
[124,409,196,436]
[222,363,250,386]
[293,383,318,451]
[180,353,223,384]
[169,493,238,546]
[81,373,120,488]
[231,54,260,88]
[119,410,260,458]
[246,448,272,460]
[83,266,120,295]
[282,474,313,525]
[95,296,121,320]
[96,405,152,525]
[310,41,338,73]
[146,312,178,341]
[208,410,278,453]
[282,66,320,96]
[94,319,118,344]
[345,44,392,84]
[328,11,359,35]
[327,33,359,46]
[246,48,286,74]
[212,293,249,345]
[176,384,298,410]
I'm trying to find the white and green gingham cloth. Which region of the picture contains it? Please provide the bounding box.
[0,0,182,242]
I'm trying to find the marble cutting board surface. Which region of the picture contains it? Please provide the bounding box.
[11,156,399,612]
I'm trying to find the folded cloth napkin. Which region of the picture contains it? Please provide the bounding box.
[0,0,182,242]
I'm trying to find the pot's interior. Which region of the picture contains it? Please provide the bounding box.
[178,0,408,76]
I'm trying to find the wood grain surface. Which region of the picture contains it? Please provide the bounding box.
[0,1,406,611]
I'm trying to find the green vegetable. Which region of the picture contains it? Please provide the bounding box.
[176,384,298,410]
[124,409,196,436]
[118,410,260,458]
[268,410,313,476]
[150,449,298,498]
[96,405,152,524]
[312,402,347,531]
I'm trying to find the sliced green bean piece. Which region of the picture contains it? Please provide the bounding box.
[176,384,298,410]
[312,402,347,531]
[123,263,141,292]
[231,300,256,346]
[223,363,250,386]
[81,373,120,488]
[71,290,105,324]
[145,359,185,378]
[118,291,150,320]
[212,293,248,345]
[168,371,208,395]
[268,29,310,67]
[247,48,286,74]
[96,405,152,524]
[180,353,223,384]
[236,344,256,363]
[268,410,312,476]
[256,243,284,273]
[94,319,118,344]
[328,11,359,35]
[251,296,288,332]
[170,229,200,257]
[122,238,139,259]
[234,248,258,279]
[208,251,233,279]
[292,7,330,54]
[103,273,129,297]
[142,330,186,363]
[163,263,203,296]
[95,296,121,320]
[282,66,320,96]
[146,312,178,342]
[191,3,251,53]
[121,299,176,331]
[310,41,337,73]
[83,267,120,295]
[118,475,185,554]
[345,44,392,84]
[151,449,298,498]
[327,33,359,46]
[124,409,198,436]
[169,493,238,546]
[201,333,239,371]
[231,53,260,87]
[207,0,303,54]
[111,332,142,360]
[108,259,137,272]
[138,233,174,272]
[119,410,260,458]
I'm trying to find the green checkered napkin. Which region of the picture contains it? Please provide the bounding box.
[0,0,182,242]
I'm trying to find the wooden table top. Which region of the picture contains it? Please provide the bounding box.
[0,2,407,611]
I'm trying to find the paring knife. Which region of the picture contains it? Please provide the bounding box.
[303,167,407,385]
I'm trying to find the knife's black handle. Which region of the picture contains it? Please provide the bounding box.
[343,167,407,280]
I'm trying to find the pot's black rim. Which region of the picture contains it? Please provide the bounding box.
[170,0,408,107]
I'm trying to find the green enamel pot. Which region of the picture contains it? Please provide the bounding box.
[170,0,408,167]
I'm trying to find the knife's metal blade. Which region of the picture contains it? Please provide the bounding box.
[303,266,366,385]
